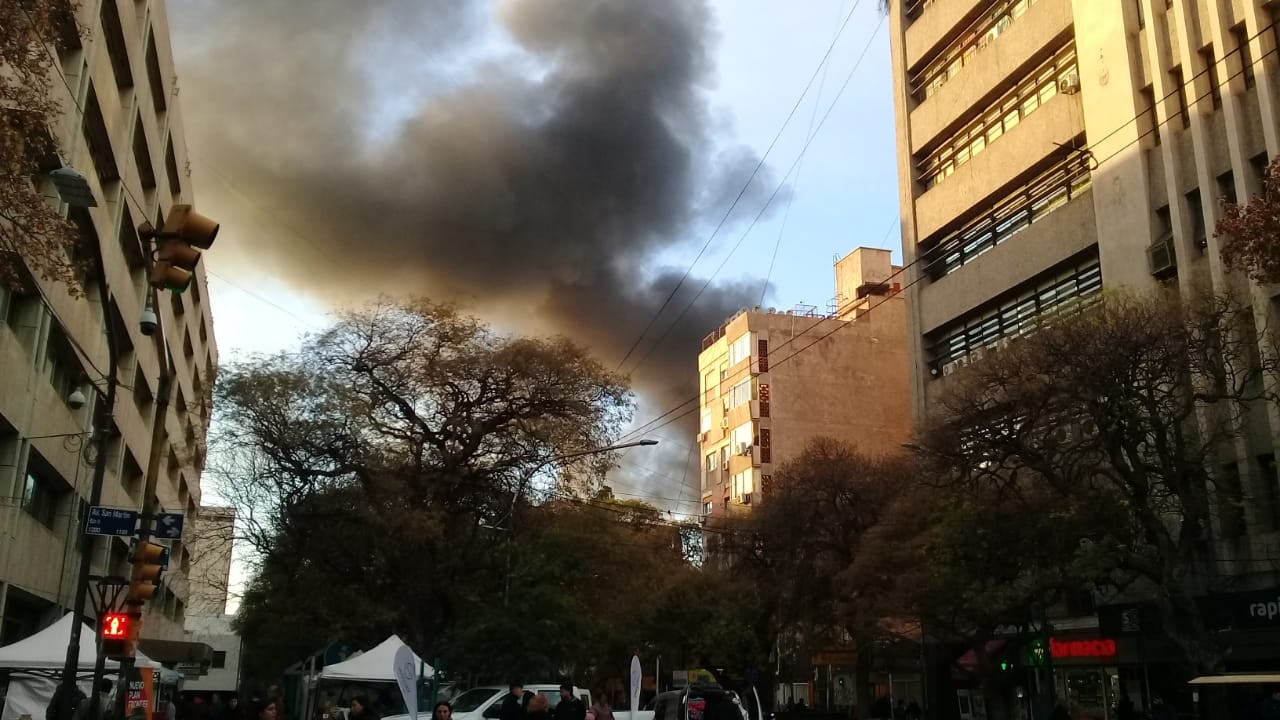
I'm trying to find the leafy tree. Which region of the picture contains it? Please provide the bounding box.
[732,438,910,713]
[1217,155,1280,284]
[915,292,1280,675]
[1,0,85,291]
[216,300,633,684]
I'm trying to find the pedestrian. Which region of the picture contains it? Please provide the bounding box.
[526,695,551,720]
[431,703,453,720]
[501,685,526,720]
[585,692,614,720]
[350,698,379,720]
[1264,690,1280,720]
[268,689,287,720]
[556,685,585,720]
[227,698,240,720]
[251,702,278,720]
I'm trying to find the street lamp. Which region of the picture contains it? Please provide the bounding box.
[500,438,658,605]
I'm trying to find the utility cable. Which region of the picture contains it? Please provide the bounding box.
[613,0,868,372]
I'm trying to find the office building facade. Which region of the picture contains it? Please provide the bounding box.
[0,0,217,644]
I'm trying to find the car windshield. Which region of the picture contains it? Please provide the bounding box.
[451,689,502,713]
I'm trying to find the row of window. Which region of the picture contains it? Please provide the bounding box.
[913,0,1044,101]
[927,254,1102,371]
[924,155,1093,279]
[919,46,1078,189]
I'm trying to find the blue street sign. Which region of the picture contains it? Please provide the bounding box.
[159,546,171,570]
[154,512,184,539]
[85,507,138,537]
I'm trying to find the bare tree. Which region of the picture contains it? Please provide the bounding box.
[917,291,1280,675]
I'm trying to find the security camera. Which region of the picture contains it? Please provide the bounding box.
[67,388,87,410]
[140,307,158,336]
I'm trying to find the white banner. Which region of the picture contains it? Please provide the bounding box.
[630,655,642,715]
[394,645,419,720]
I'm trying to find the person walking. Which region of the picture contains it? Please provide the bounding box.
[431,703,452,720]
[500,685,526,720]
[555,686,585,720]
[585,693,613,720]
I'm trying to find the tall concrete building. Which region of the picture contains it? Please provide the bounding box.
[695,248,911,522]
[0,0,217,645]
[886,0,1280,712]
[187,506,235,616]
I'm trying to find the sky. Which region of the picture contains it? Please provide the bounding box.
[167,0,901,593]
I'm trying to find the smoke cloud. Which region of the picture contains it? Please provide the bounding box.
[172,0,778,434]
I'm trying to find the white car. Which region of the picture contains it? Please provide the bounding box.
[385,685,653,720]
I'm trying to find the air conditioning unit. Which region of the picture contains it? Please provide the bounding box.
[970,348,986,362]
[721,417,730,429]
[696,432,707,443]
[942,361,959,376]
[738,442,752,455]
[741,492,753,506]
[1059,72,1081,95]
[722,458,730,470]
[1147,236,1176,277]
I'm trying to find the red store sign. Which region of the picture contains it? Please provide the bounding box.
[1050,637,1117,659]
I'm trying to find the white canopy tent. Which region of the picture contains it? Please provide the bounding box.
[0,612,162,673]
[318,635,433,682]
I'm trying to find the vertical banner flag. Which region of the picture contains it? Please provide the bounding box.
[630,655,642,718]
[395,645,419,720]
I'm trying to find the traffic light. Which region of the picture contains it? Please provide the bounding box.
[127,540,166,604]
[141,204,220,292]
[100,611,139,659]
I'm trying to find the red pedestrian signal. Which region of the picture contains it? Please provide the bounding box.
[102,612,129,639]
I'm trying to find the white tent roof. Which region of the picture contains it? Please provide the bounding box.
[319,635,433,681]
[0,613,160,672]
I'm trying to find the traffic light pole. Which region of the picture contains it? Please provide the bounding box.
[113,283,176,720]
[56,224,122,720]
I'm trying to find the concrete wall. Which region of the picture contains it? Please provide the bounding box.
[0,0,217,644]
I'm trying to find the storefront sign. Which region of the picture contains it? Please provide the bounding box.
[1208,587,1280,629]
[1049,638,1116,659]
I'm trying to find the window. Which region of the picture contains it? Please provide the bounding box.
[924,155,1092,279]
[1233,28,1256,89]
[731,422,754,450]
[1173,68,1190,129]
[911,0,1046,101]
[720,445,730,470]
[165,138,182,198]
[729,379,752,409]
[732,470,755,498]
[703,501,713,516]
[1139,87,1159,145]
[145,31,167,113]
[83,87,121,184]
[1186,189,1206,247]
[44,323,82,407]
[21,466,61,530]
[700,409,711,433]
[1218,171,1237,204]
[212,651,227,669]
[133,120,156,190]
[100,0,133,89]
[728,333,752,366]
[928,254,1102,372]
[919,45,1078,188]
[1201,49,1222,109]
[704,371,716,401]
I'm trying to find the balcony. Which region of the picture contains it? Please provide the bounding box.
[915,92,1084,241]
[910,0,1074,150]
[905,0,989,71]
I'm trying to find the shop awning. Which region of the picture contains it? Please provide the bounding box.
[1189,673,1280,685]
[137,638,214,665]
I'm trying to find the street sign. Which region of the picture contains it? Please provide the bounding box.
[154,512,184,539]
[86,507,138,537]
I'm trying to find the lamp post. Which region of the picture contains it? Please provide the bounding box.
[501,439,658,606]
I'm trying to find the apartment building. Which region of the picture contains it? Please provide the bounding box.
[887,0,1280,711]
[183,507,240,697]
[0,0,217,645]
[695,248,911,521]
